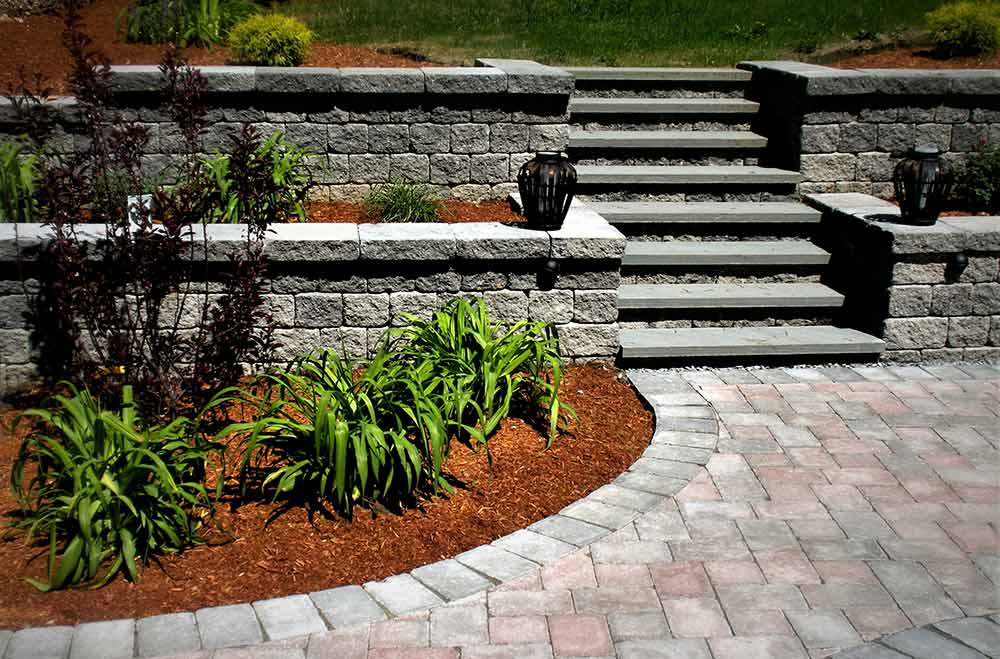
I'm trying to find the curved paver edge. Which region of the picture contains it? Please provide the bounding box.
[0,369,720,659]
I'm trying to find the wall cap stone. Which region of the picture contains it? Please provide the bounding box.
[474,58,574,95]
[738,60,1000,97]
[804,192,1000,254]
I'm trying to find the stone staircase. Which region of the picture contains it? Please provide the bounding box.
[565,67,885,363]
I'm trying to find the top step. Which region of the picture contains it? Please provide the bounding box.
[566,67,752,83]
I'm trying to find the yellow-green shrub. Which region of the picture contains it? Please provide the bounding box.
[926,2,1000,56]
[228,14,313,66]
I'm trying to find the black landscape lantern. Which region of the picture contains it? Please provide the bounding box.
[893,143,952,226]
[517,151,577,230]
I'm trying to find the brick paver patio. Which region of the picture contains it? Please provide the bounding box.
[17,364,998,659]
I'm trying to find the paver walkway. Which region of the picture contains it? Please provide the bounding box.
[11,364,998,659]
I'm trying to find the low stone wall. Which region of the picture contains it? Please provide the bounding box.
[740,62,1000,198]
[0,59,573,202]
[0,202,624,396]
[807,192,1000,361]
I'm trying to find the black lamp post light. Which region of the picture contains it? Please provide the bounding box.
[892,143,952,226]
[517,151,577,231]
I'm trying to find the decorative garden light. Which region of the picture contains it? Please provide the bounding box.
[517,151,577,230]
[892,143,951,226]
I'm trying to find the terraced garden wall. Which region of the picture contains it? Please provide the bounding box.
[741,62,1000,198]
[0,202,624,395]
[0,59,573,202]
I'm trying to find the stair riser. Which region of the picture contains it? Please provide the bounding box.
[571,116,753,129]
[622,268,825,286]
[579,189,799,202]
[572,153,761,167]
[573,81,748,96]
[616,226,817,242]
[618,311,839,327]
[619,352,880,366]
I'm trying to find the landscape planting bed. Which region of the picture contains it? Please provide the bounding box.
[0,363,652,629]
[303,200,523,224]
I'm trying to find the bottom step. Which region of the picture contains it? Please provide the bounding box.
[621,326,885,359]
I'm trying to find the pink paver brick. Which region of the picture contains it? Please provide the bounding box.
[487,590,574,617]
[710,636,809,659]
[369,619,430,648]
[788,519,846,541]
[899,476,962,503]
[594,564,653,588]
[754,499,831,520]
[547,614,613,657]
[858,484,914,503]
[824,468,898,486]
[757,467,828,486]
[368,649,458,659]
[676,472,722,502]
[755,550,821,584]
[811,561,878,584]
[650,562,713,598]
[488,616,549,645]
[606,612,671,641]
[726,609,795,636]
[747,454,792,467]
[953,486,1000,503]
[704,561,765,585]
[540,552,597,590]
[661,598,733,638]
[812,484,872,511]
[843,606,912,641]
[786,449,838,469]
[764,483,821,501]
[941,522,1000,553]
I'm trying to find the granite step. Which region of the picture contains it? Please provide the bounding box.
[618,283,844,310]
[567,67,752,83]
[588,202,821,225]
[568,129,767,150]
[620,326,886,359]
[576,165,801,186]
[623,240,830,267]
[570,97,759,117]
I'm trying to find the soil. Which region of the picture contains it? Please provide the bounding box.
[304,200,525,225]
[0,363,653,629]
[0,0,438,95]
[831,46,1000,70]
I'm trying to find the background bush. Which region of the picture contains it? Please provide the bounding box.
[228,14,313,66]
[954,143,1000,212]
[11,384,217,590]
[363,181,444,223]
[926,1,1000,55]
[119,0,258,47]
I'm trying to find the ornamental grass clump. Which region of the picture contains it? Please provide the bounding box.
[217,347,452,518]
[396,297,575,450]
[11,384,218,590]
[228,14,313,66]
[0,141,38,223]
[363,180,444,223]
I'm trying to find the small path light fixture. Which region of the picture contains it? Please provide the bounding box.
[893,143,952,226]
[517,151,577,230]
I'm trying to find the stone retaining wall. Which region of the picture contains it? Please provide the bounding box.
[806,192,1000,361]
[0,202,624,396]
[0,59,573,202]
[740,62,1000,198]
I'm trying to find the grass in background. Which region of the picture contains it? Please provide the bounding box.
[277,0,943,66]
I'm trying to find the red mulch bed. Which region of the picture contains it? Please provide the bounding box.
[831,46,1000,69]
[0,364,653,629]
[305,200,525,224]
[0,0,439,95]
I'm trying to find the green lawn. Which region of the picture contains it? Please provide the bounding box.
[278,0,944,66]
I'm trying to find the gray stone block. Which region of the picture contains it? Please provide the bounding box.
[343,293,391,326]
[556,323,619,358]
[588,483,665,511]
[327,124,368,154]
[914,123,952,151]
[348,153,389,183]
[265,224,360,262]
[528,514,610,546]
[7,626,73,659]
[560,498,637,530]
[455,544,540,582]
[339,68,425,93]
[389,153,430,181]
[801,124,841,153]
[359,223,456,260]
[491,123,529,152]
[948,316,990,347]
[574,290,618,323]
[882,627,987,659]
[615,470,687,497]
[528,124,570,151]
[136,613,200,657]
[389,291,440,324]
[452,223,548,260]
[838,123,878,152]
[492,529,577,565]
[196,604,263,650]
[283,122,328,153]
[253,594,327,641]
[892,261,947,285]
[310,584,387,628]
[931,283,974,315]
[109,65,165,92]
[363,573,445,615]
[410,123,451,153]
[410,559,493,601]
[856,152,894,181]
[528,289,574,322]
[974,283,1000,315]
[451,124,490,154]
[887,285,931,317]
[933,618,1000,657]
[483,290,529,321]
[70,619,134,659]
[424,67,506,94]
[475,58,574,95]
[255,67,340,93]
[368,124,409,153]
[470,153,510,183]
[430,153,470,183]
[800,154,857,182]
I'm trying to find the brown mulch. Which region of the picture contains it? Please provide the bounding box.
[0,363,653,629]
[305,200,525,224]
[831,46,1000,69]
[0,0,438,96]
